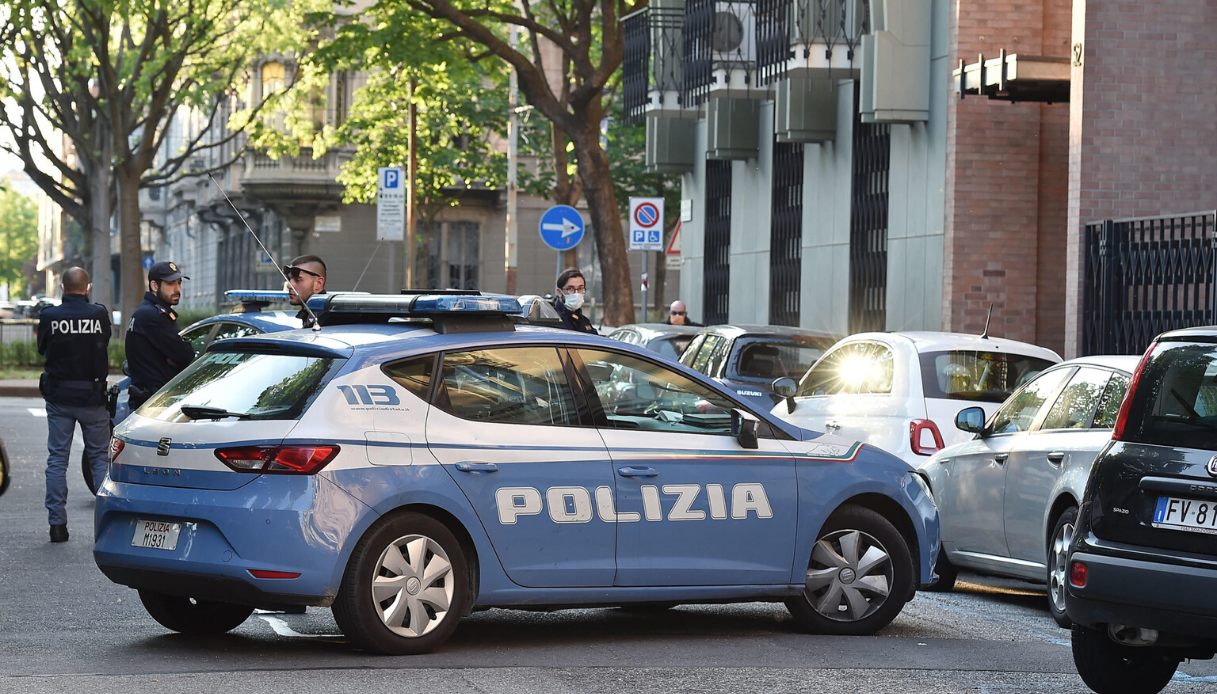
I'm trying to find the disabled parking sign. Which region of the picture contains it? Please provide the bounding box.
[629,197,664,251]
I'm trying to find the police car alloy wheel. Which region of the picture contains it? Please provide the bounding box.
[785,506,912,635]
[137,590,255,635]
[333,512,469,655]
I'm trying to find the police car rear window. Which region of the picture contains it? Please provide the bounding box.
[139,351,340,422]
[434,347,579,426]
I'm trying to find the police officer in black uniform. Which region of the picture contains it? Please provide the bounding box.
[551,267,598,334]
[37,267,111,543]
[125,261,195,411]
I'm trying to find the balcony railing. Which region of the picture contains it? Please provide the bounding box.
[758,0,869,84]
[682,0,758,105]
[622,4,686,123]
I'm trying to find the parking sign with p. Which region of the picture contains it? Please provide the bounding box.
[628,197,664,251]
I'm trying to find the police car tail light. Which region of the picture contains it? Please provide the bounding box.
[214,445,339,474]
[109,438,125,463]
[909,419,944,456]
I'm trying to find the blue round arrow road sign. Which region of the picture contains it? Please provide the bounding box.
[539,205,585,251]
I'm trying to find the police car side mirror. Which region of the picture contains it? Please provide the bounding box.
[732,409,759,450]
[772,377,797,414]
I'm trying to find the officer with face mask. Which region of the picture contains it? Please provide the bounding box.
[551,267,598,334]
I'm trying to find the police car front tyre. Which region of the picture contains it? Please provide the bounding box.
[137,590,254,635]
[785,506,913,636]
[333,512,469,655]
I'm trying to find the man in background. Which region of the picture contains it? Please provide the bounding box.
[664,300,702,327]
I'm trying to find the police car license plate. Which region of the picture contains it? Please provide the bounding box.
[1152,496,1217,536]
[131,519,181,550]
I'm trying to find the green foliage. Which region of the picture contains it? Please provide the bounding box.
[0,189,38,298]
[0,339,125,371]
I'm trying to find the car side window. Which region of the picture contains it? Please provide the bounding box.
[987,367,1073,435]
[211,322,261,343]
[689,335,724,375]
[433,347,578,426]
[679,334,706,368]
[1040,367,1113,431]
[180,324,215,357]
[576,348,737,436]
[382,355,435,402]
[797,341,894,396]
[1091,372,1130,429]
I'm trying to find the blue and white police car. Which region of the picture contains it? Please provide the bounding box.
[94,293,940,655]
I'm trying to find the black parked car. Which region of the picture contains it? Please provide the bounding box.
[1066,326,1217,693]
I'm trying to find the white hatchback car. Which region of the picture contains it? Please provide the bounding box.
[771,332,1061,466]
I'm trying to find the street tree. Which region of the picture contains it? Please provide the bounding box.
[0,188,39,299]
[324,0,640,324]
[0,0,309,324]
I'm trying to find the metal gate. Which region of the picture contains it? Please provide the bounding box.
[770,141,804,326]
[704,159,732,325]
[1082,211,1217,355]
[848,117,890,333]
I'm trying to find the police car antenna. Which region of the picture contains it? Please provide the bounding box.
[980,303,994,340]
[206,173,321,331]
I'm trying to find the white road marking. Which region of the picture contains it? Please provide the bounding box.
[1174,672,1217,683]
[28,408,46,417]
[255,614,340,639]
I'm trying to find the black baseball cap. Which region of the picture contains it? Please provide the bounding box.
[148,261,189,282]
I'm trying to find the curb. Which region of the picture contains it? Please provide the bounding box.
[0,383,41,398]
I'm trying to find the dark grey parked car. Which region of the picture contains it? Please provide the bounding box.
[1067,327,1217,693]
[678,325,838,410]
[607,323,700,361]
[915,355,1138,627]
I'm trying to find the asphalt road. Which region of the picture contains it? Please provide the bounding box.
[2,396,1215,694]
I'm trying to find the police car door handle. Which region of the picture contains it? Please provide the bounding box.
[993,453,1009,464]
[455,462,498,473]
[618,466,658,478]
[1047,451,1065,465]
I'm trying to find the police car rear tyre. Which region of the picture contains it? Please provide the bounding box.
[333,512,468,655]
[785,506,912,636]
[137,590,254,635]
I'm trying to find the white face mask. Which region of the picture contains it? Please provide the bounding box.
[563,292,585,311]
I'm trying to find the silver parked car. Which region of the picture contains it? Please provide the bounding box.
[914,355,1138,626]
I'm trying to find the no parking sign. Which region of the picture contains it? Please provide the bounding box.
[628,197,664,251]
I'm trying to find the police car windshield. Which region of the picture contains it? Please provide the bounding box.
[139,351,341,422]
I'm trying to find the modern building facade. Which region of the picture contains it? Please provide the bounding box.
[624,0,1217,356]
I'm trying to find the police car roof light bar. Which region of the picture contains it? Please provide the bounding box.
[206,174,321,332]
[307,293,522,332]
[223,290,291,314]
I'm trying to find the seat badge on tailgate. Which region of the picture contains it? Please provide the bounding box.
[1207,455,1217,478]
[157,438,172,456]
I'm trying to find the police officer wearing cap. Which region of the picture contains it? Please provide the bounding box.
[125,261,195,412]
[37,267,111,543]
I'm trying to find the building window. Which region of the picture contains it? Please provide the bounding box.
[422,221,480,290]
[848,115,890,333]
[703,159,732,325]
[770,141,803,326]
[261,62,286,101]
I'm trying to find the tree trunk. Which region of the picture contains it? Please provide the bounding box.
[88,165,113,313]
[570,122,633,326]
[116,170,144,328]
